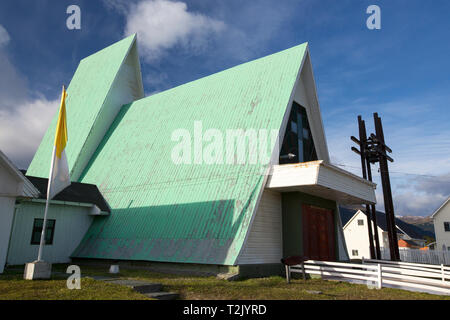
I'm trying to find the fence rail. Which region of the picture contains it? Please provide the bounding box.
[381,248,450,265]
[288,259,450,296]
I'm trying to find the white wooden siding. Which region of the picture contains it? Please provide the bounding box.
[296,53,330,163]
[293,77,309,109]
[343,210,388,259]
[238,190,283,264]
[7,202,94,265]
[266,161,376,204]
[433,200,450,251]
[0,197,15,273]
[317,164,376,204]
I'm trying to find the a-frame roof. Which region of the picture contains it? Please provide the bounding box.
[0,149,39,198]
[71,40,311,265]
[431,196,450,218]
[27,34,144,181]
[340,207,434,239]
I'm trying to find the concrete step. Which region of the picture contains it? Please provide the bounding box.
[145,292,179,300]
[105,279,162,294]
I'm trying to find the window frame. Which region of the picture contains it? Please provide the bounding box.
[444,222,450,232]
[352,250,359,256]
[357,219,364,226]
[30,218,56,245]
[279,102,318,164]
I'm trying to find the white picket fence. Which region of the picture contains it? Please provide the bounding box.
[380,248,450,265]
[287,259,450,295]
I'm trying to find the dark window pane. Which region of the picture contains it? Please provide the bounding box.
[45,229,52,242]
[444,222,450,232]
[34,219,43,228]
[280,102,317,164]
[31,219,55,245]
[32,232,41,244]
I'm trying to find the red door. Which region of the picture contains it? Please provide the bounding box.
[302,204,335,261]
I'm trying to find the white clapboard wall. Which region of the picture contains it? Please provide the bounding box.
[237,190,283,264]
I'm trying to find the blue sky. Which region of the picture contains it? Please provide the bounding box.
[0,0,449,216]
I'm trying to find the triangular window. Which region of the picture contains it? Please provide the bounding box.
[279,101,318,164]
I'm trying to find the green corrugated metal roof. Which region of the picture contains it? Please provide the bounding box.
[31,37,308,265]
[27,34,137,179]
[71,42,308,265]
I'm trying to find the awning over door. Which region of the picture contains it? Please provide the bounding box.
[265,160,376,205]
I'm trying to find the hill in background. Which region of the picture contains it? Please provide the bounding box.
[397,216,435,239]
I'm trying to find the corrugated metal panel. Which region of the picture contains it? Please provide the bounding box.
[27,34,140,180]
[70,41,307,265]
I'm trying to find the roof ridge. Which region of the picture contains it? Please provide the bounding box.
[131,42,309,104]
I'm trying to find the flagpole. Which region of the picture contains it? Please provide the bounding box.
[37,146,56,262]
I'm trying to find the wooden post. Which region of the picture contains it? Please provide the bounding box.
[374,113,400,261]
[285,265,290,284]
[363,136,382,260]
[302,262,306,281]
[357,116,376,259]
[377,264,382,289]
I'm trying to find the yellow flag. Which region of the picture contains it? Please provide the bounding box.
[54,86,68,158]
[47,86,71,199]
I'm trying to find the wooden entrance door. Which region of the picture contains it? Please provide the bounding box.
[302,204,335,261]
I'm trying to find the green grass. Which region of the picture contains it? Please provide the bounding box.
[1,264,449,300]
[0,278,149,300]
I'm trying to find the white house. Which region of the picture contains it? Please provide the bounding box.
[0,150,40,273]
[342,208,388,259]
[0,150,110,273]
[431,197,450,252]
[341,207,427,259]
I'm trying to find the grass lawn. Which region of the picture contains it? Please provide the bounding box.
[0,268,149,300]
[0,264,449,300]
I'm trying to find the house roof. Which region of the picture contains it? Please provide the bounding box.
[25,176,110,213]
[27,34,144,181]
[340,206,434,240]
[338,206,359,226]
[0,150,40,198]
[399,239,421,247]
[431,196,450,218]
[29,35,310,265]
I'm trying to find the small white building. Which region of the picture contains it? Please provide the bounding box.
[0,150,110,273]
[342,208,389,259]
[0,150,40,273]
[341,207,427,259]
[431,197,450,252]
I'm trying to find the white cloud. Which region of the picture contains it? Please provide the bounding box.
[143,70,170,95]
[393,191,447,217]
[0,24,10,47]
[0,24,59,169]
[0,97,59,169]
[124,0,225,61]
